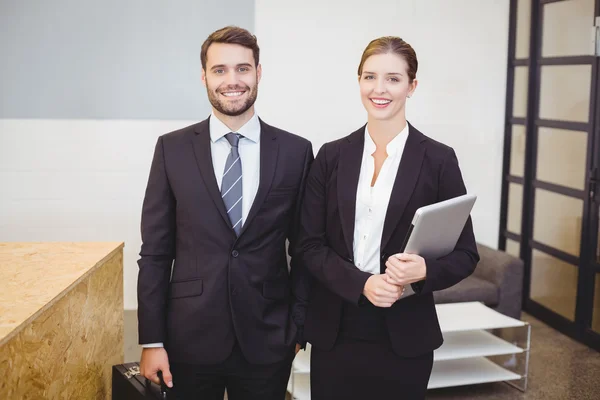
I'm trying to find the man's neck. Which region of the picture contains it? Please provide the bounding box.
[213,107,255,132]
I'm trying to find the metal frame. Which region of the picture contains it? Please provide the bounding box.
[498,0,520,253]
[532,179,585,199]
[582,3,600,349]
[530,240,579,266]
[520,0,541,307]
[499,0,600,352]
[503,323,531,392]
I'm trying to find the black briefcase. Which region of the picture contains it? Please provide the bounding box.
[112,362,172,400]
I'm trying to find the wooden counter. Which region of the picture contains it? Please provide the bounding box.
[0,242,124,399]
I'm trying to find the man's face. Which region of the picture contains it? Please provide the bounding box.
[202,43,261,117]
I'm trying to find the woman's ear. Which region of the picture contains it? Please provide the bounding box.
[408,78,418,98]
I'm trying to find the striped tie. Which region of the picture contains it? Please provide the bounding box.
[221,133,243,235]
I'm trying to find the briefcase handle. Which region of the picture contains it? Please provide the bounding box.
[144,370,169,398]
[157,370,169,396]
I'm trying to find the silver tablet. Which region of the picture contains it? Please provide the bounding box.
[400,193,477,259]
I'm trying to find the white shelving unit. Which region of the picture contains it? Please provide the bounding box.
[434,329,524,361]
[287,302,530,400]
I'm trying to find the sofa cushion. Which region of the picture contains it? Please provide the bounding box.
[433,276,499,306]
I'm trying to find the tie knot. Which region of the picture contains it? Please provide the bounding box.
[225,132,242,147]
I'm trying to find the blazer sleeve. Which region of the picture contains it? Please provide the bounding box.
[298,144,372,304]
[137,136,176,345]
[287,141,315,346]
[412,148,480,295]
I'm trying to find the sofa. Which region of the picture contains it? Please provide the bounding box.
[433,243,524,319]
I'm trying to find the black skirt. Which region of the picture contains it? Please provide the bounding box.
[310,300,434,400]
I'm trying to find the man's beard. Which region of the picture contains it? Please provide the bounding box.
[207,82,258,117]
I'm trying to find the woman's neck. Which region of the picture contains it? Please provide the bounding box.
[367,115,407,147]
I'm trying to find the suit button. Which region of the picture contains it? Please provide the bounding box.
[232,250,239,257]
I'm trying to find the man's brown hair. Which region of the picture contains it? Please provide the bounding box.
[201,26,260,70]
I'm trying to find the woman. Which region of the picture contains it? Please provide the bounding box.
[298,36,480,399]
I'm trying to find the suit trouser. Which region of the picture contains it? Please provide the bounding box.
[170,342,294,400]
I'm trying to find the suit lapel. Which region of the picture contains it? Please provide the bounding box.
[337,126,366,258]
[239,119,279,237]
[192,117,233,231]
[380,123,427,251]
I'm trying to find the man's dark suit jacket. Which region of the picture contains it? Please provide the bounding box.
[298,122,480,357]
[137,117,313,365]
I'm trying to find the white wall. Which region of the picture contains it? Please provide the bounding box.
[0,119,195,309]
[0,0,510,310]
[255,0,510,249]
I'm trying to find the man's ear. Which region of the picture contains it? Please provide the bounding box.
[257,64,262,84]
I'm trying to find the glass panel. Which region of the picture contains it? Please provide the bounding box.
[536,128,588,190]
[593,273,600,333]
[539,65,592,123]
[510,125,526,177]
[533,189,583,257]
[513,67,529,118]
[542,0,596,57]
[505,238,520,259]
[530,250,578,321]
[508,183,523,234]
[515,0,531,59]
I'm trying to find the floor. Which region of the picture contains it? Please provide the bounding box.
[124,311,600,400]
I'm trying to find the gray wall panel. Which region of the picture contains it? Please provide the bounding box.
[0,0,254,119]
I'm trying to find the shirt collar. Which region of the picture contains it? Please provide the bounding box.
[209,112,261,143]
[364,123,409,156]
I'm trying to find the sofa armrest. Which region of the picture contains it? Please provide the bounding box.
[473,243,524,319]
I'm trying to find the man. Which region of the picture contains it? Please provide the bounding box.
[137,26,313,400]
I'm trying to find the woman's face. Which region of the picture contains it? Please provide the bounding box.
[359,52,417,122]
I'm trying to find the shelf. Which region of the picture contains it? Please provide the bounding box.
[287,373,310,400]
[436,302,526,332]
[428,357,522,389]
[434,330,525,361]
[289,353,522,394]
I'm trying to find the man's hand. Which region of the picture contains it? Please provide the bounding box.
[295,343,302,355]
[385,253,427,286]
[362,275,404,307]
[140,347,173,388]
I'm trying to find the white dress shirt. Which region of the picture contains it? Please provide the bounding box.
[142,113,261,348]
[353,123,409,275]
